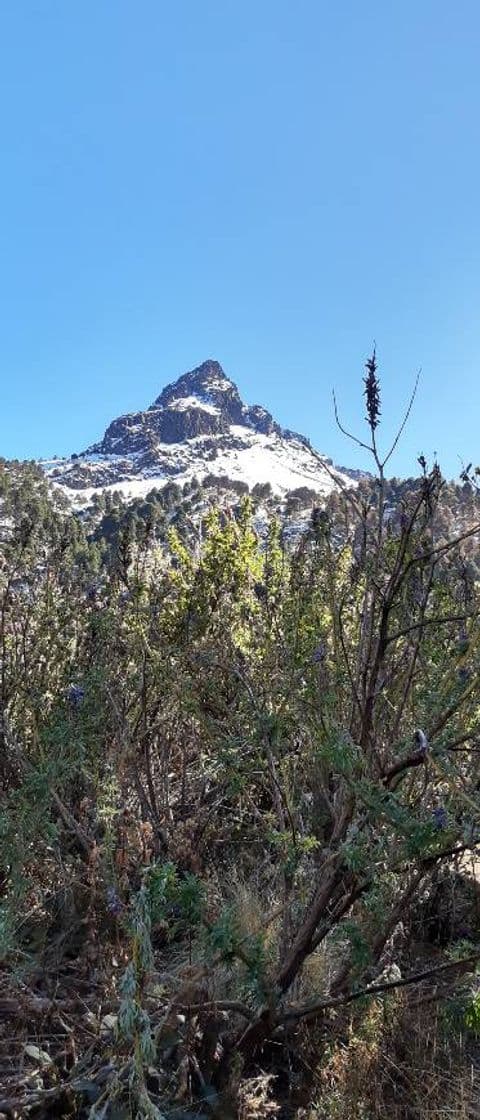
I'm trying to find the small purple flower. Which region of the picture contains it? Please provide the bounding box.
[312,641,327,664]
[432,806,449,830]
[67,684,85,709]
[106,886,123,917]
[457,925,473,941]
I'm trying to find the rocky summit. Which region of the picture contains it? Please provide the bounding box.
[43,359,352,503]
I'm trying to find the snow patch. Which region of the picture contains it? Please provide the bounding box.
[203,378,232,391]
[169,396,219,415]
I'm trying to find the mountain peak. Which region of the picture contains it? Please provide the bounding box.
[44,358,354,503]
[151,359,235,411]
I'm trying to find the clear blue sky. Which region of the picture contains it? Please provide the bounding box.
[1,1,479,477]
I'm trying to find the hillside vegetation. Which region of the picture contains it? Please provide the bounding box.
[2,361,480,1117]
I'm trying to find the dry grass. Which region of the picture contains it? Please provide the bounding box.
[238,1073,281,1119]
[295,992,480,1120]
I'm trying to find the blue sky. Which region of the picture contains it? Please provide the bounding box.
[1,1,479,477]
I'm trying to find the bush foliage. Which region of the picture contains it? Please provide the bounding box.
[2,363,480,1117]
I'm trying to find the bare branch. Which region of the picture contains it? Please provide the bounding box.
[333,390,373,454]
[282,953,480,1025]
[381,371,421,468]
[385,613,467,646]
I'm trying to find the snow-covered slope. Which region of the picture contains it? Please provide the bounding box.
[42,360,352,504]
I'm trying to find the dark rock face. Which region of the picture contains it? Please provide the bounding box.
[151,359,243,419]
[244,404,281,436]
[97,404,225,455]
[88,360,284,458]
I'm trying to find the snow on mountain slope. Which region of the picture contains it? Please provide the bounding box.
[42,360,353,505]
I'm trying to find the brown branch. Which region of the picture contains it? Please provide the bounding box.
[174,998,253,1021]
[332,390,373,454]
[282,953,480,1025]
[50,789,93,857]
[428,677,479,742]
[275,850,342,995]
[385,614,467,647]
[309,444,364,520]
[310,877,372,952]
[383,748,428,786]
[381,372,420,469]
[399,522,480,585]
[420,840,480,869]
